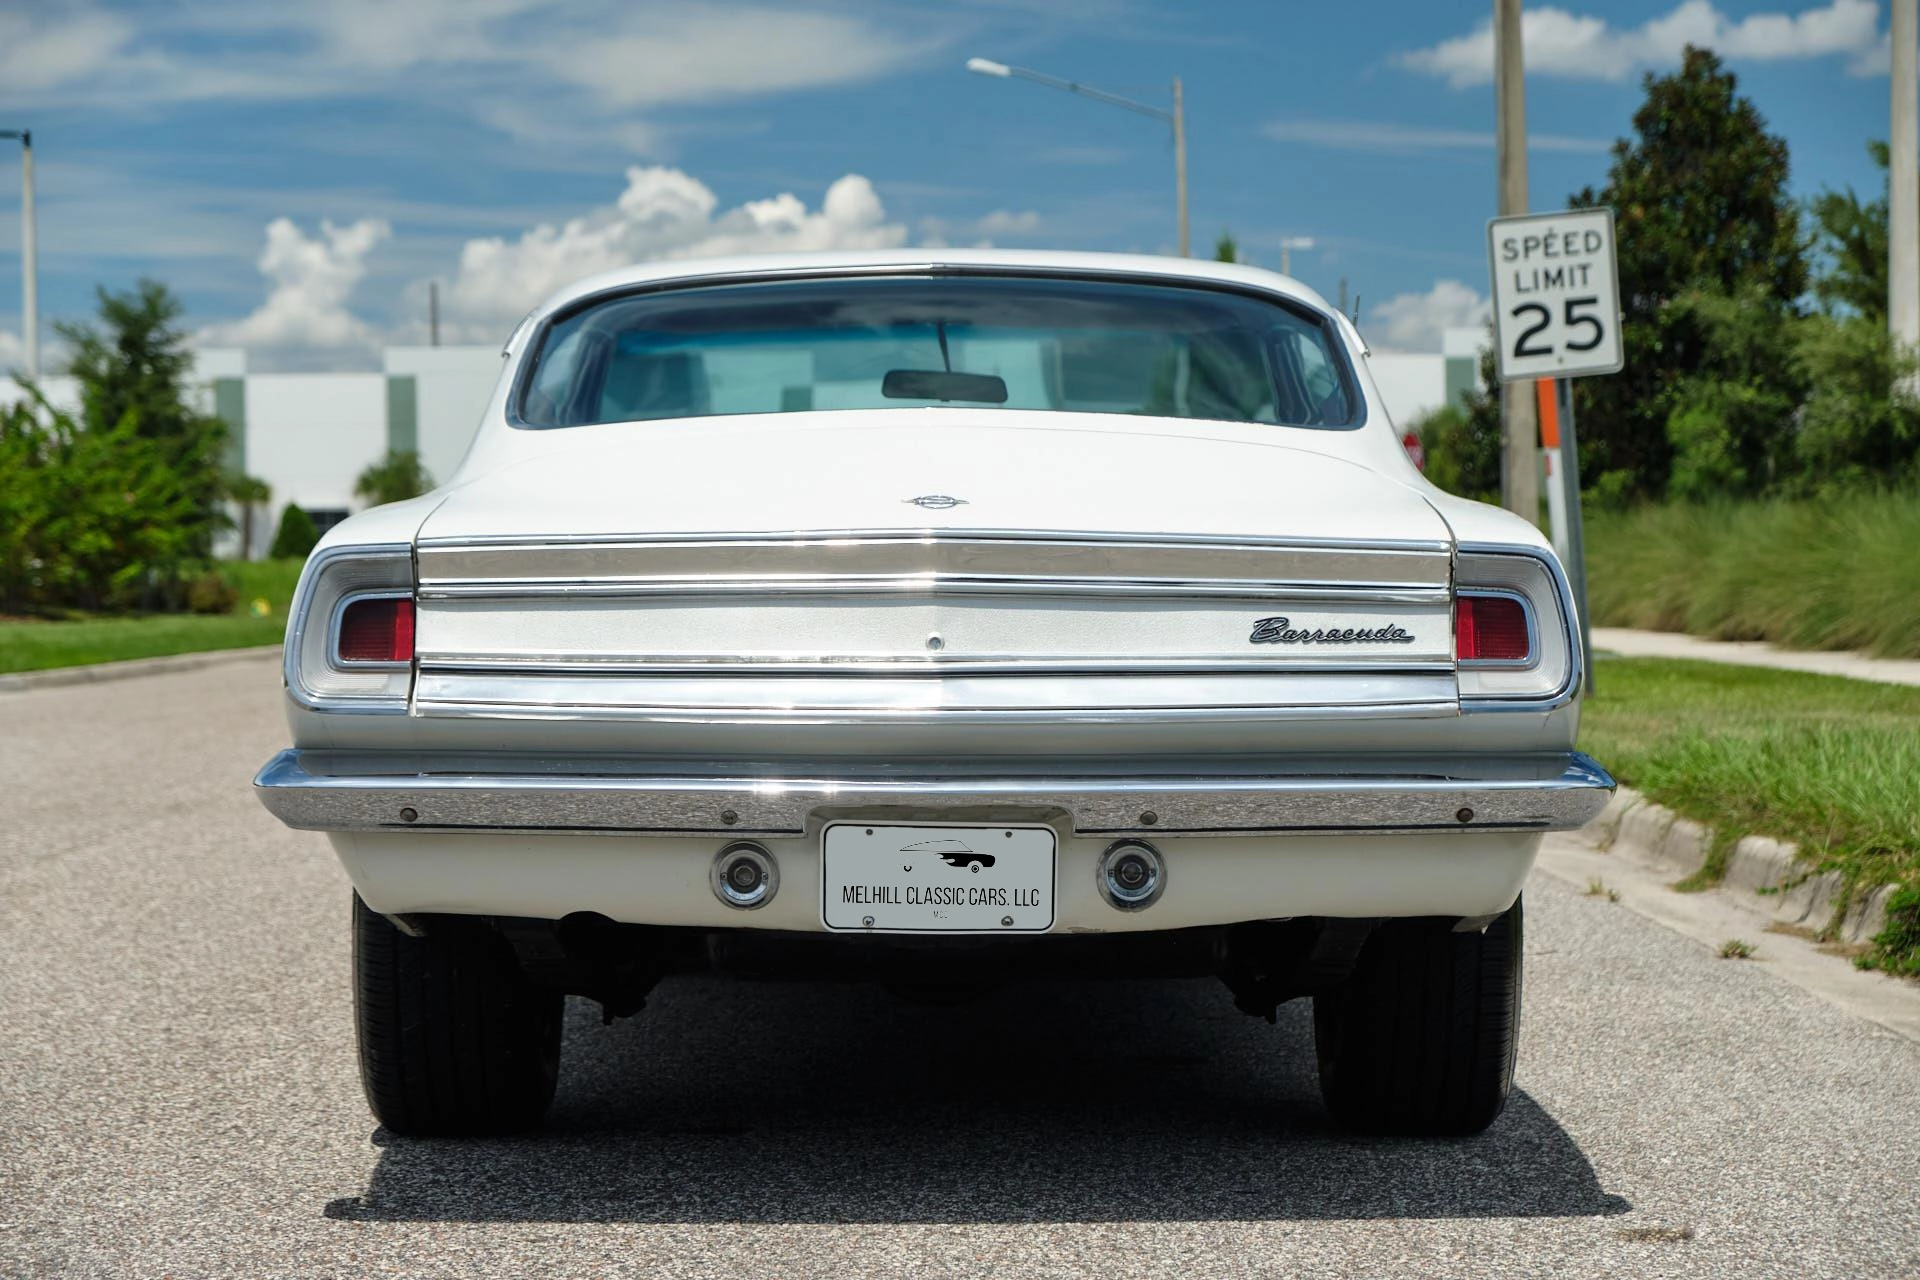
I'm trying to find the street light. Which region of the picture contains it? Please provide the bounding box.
[0,129,35,380]
[1278,236,1316,277]
[966,57,1188,257]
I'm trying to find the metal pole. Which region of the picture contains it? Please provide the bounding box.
[429,281,440,348]
[1172,76,1188,257]
[1557,378,1594,695]
[1494,0,1539,525]
[1892,0,1918,354]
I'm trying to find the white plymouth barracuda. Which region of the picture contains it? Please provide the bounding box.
[255,249,1613,1138]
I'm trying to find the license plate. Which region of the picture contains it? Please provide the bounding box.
[820,823,1056,933]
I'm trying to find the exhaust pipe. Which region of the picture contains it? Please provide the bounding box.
[1098,840,1165,911]
[711,842,778,909]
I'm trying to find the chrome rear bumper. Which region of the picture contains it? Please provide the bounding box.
[254,749,1613,837]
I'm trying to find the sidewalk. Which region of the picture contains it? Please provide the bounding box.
[1591,626,1920,688]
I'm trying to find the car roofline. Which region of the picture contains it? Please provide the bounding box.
[524,249,1341,327]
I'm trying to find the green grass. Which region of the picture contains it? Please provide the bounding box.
[1584,490,1920,659]
[1580,655,1920,972]
[0,558,304,675]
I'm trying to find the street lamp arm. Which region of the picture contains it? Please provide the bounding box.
[984,62,1173,122]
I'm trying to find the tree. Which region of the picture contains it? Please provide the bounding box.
[269,503,319,560]
[55,280,229,555]
[353,450,435,507]
[1808,140,1891,321]
[1570,47,1807,501]
[1213,231,1240,264]
[226,473,272,561]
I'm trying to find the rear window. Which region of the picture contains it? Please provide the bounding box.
[516,275,1361,430]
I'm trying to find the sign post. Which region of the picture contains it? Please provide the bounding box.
[1488,207,1621,693]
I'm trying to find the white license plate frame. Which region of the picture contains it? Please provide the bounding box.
[820,822,1057,934]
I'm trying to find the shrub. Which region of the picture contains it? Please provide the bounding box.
[0,390,209,613]
[268,503,320,560]
[184,572,239,615]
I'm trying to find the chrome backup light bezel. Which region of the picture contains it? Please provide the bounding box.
[1455,544,1580,712]
[286,544,416,714]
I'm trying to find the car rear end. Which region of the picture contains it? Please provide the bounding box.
[253,252,1612,1138]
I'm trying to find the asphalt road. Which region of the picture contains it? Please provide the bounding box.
[3,659,1917,1279]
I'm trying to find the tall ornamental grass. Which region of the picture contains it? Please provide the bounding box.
[1583,491,1920,659]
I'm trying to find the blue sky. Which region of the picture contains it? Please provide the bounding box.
[0,0,1900,369]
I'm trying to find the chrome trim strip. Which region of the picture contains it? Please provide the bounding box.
[419,655,1458,675]
[253,748,1615,837]
[1455,542,1582,713]
[416,578,1453,604]
[1454,587,1542,672]
[415,532,1453,593]
[416,528,1454,552]
[409,698,1459,726]
[409,670,1460,724]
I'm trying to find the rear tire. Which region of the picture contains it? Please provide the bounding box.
[1312,897,1522,1136]
[352,894,563,1136]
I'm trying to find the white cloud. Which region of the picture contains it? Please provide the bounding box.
[975,210,1044,237]
[0,329,26,376]
[199,217,391,355]
[917,209,1045,248]
[1262,119,1611,154]
[0,9,137,93]
[535,8,925,110]
[439,167,909,337]
[1397,0,1883,87]
[1367,281,1490,353]
[10,1,930,143]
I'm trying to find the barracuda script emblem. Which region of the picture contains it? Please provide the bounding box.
[1250,616,1416,645]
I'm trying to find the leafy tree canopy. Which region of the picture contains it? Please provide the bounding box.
[353,450,435,507]
[1809,140,1891,321]
[1569,46,1807,502]
[54,280,229,555]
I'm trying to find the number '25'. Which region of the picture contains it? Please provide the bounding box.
[1510,296,1604,358]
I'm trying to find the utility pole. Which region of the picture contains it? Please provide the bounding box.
[1892,0,1918,357]
[0,129,36,379]
[1172,77,1189,257]
[1494,0,1539,524]
[428,281,441,348]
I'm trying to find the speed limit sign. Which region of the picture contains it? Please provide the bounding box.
[1487,207,1621,381]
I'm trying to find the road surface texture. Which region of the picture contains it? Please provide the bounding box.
[3,660,1916,1279]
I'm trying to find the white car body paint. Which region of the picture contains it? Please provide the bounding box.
[264,249,1609,932]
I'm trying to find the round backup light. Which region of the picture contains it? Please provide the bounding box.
[711,842,778,910]
[1098,840,1165,911]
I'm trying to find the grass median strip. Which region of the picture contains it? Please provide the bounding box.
[0,558,302,675]
[1578,656,1920,974]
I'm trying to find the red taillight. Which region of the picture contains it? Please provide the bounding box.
[337,597,415,664]
[1457,594,1530,662]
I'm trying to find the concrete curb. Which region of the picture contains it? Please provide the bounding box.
[0,644,281,694]
[1580,787,1895,946]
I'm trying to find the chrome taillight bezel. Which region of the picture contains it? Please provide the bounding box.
[285,544,415,713]
[1455,544,1580,711]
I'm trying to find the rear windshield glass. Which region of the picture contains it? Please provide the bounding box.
[516,275,1360,430]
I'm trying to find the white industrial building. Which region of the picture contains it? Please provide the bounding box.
[3,332,1481,560]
